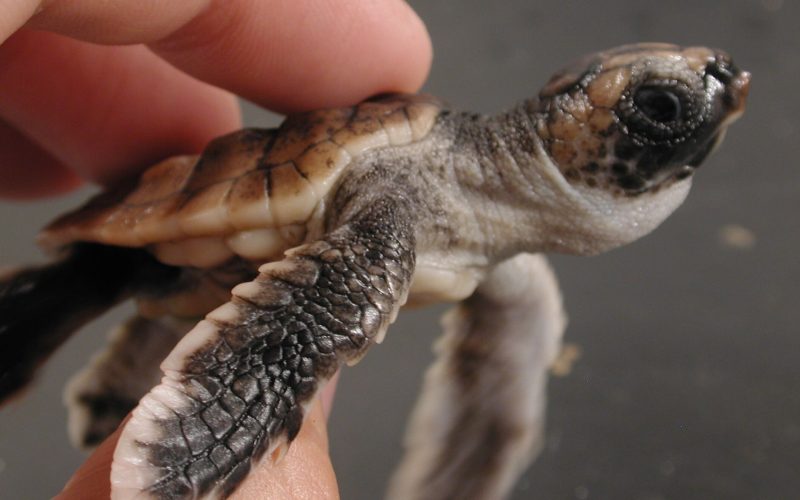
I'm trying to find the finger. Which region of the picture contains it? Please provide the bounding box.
[15,0,431,113]
[0,29,241,187]
[319,371,340,419]
[58,379,340,499]
[56,416,125,500]
[229,396,339,500]
[2,0,211,44]
[0,119,81,199]
[0,0,39,44]
[152,0,433,112]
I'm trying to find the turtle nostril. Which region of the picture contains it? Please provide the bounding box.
[707,64,731,84]
[706,56,750,114]
[705,57,740,85]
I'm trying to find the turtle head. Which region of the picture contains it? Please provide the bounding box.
[515,44,749,254]
[533,43,749,197]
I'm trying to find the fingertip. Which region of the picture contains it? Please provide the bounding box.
[151,0,433,112]
[57,425,120,500]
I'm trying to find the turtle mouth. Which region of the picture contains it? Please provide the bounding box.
[685,68,749,169]
[721,70,751,117]
[687,129,726,168]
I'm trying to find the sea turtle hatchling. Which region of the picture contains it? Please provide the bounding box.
[0,43,749,499]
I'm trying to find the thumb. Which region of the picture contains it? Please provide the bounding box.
[230,376,340,500]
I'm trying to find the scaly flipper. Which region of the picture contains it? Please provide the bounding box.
[388,254,566,500]
[65,316,191,448]
[0,245,179,404]
[111,196,416,499]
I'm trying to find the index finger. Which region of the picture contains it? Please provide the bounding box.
[28,0,433,113]
[151,0,433,112]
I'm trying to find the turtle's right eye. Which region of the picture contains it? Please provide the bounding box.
[633,86,682,123]
[618,79,704,146]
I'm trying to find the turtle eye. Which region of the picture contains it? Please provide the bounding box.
[634,86,681,123]
[617,75,706,146]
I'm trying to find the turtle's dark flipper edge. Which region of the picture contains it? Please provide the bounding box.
[0,244,180,404]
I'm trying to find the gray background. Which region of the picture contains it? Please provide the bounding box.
[1,1,798,499]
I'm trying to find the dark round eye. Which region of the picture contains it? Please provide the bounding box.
[618,78,705,146]
[633,86,682,123]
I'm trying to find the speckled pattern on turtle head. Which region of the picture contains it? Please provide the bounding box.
[0,43,748,500]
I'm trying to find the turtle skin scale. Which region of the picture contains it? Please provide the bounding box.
[0,44,749,500]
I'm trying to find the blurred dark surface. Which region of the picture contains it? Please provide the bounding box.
[1,1,798,499]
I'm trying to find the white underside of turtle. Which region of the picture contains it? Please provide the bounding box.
[0,43,749,500]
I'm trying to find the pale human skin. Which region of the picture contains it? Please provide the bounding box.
[0,1,432,498]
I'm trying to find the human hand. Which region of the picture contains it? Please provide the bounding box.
[0,0,431,198]
[0,1,431,497]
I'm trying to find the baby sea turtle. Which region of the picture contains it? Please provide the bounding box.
[0,43,749,499]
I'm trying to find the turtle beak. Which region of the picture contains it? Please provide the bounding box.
[687,64,750,169]
[705,53,751,126]
[722,71,751,124]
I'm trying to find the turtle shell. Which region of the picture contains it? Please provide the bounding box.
[38,94,442,266]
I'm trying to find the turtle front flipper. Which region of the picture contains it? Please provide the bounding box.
[65,316,191,449]
[388,253,566,500]
[111,196,416,499]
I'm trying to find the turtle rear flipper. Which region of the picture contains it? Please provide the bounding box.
[111,196,415,499]
[65,316,191,448]
[0,244,180,403]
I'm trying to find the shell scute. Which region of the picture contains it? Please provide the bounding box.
[380,109,414,145]
[133,202,184,243]
[126,155,197,205]
[183,129,270,192]
[295,140,351,192]
[267,163,318,226]
[176,181,236,237]
[266,107,353,166]
[226,170,274,230]
[405,101,441,140]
